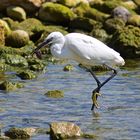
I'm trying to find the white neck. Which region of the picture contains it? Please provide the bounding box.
[50,37,65,58]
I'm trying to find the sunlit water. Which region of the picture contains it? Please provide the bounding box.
[0,60,140,140]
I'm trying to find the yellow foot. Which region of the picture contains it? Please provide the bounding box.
[92,92,101,109]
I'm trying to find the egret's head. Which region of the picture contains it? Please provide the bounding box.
[32,32,64,58]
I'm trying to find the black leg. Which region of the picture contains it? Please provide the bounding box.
[90,65,118,110]
[89,68,101,88]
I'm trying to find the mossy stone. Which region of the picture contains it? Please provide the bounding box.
[2,17,19,31]
[69,16,97,32]
[104,18,125,34]
[102,0,122,13]
[38,2,76,25]
[45,90,64,98]
[17,18,46,38]
[0,81,23,91]
[109,25,140,58]
[59,0,88,7]
[6,6,26,21]
[0,23,5,46]
[0,19,11,37]
[74,3,109,22]
[128,14,140,27]
[6,30,30,48]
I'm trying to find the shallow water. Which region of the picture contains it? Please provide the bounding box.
[0,60,140,140]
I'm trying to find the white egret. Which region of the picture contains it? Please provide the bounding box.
[33,32,125,110]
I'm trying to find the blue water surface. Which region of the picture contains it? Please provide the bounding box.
[0,60,140,140]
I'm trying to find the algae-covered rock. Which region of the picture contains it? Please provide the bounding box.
[0,62,10,71]
[101,0,122,14]
[128,14,140,27]
[73,3,109,22]
[0,81,23,91]
[27,58,46,71]
[63,64,73,71]
[0,24,5,46]
[50,122,82,139]
[2,54,28,67]
[0,19,11,37]
[2,17,19,31]
[109,25,140,58]
[38,2,76,25]
[6,30,30,48]
[69,16,96,32]
[17,70,37,80]
[6,6,26,21]
[17,18,46,38]
[5,127,36,139]
[45,90,64,98]
[104,18,125,34]
[133,0,140,6]
[91,28,109,43]
[59,0,88,7]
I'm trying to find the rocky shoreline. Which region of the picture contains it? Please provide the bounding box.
[0,0,140,139]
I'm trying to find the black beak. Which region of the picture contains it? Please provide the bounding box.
[32,40,48,54]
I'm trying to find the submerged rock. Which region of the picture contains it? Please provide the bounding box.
[6,6,26,21]
[5,127,36,139]
[50,122,82,139]
[45,90,64,98]
[27,58,46,71]
[38,2,75,25]
[17,70,37,80]
[5,30,30,48]
[0,81,23,91]
[63,64,73,71]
